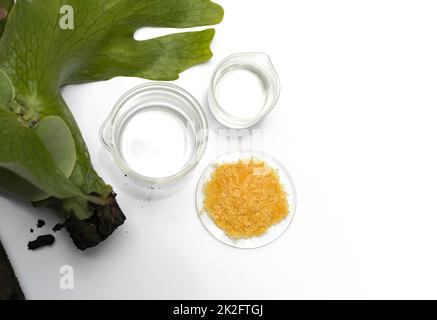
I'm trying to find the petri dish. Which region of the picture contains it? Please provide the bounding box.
[196,149,297,249]
[100,82,208,186]
[208,53,281,129]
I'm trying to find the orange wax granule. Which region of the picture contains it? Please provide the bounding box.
[203,158,289,239]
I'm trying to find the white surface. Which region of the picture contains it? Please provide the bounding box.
[2,0,437,299]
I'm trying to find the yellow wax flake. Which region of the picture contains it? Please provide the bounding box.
[203,158,289,239]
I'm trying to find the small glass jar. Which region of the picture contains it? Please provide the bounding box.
[208,53,281,129]
[100,82,208,190]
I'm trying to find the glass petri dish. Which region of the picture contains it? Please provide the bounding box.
[208,53,281,129]
[100,82,208,187]
[196,149,297,249]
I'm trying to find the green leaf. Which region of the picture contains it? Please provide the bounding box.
[66,29,218,84]
[0,0,223,224]
[0,0,13,37]
[0,110,82,200]
[0,115,77,201]
[35,116,76,178]
[0,69,14,110]
[0,168,48,201]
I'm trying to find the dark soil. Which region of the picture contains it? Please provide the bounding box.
[52,223,64,232]
[0,240,25,300]
[37,219,45,228]
[27,235,55,251]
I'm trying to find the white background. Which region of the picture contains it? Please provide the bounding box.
[2,0,437,299]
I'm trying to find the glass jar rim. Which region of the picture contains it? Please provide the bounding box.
[209,52,281,128]
[100,82,209,184]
